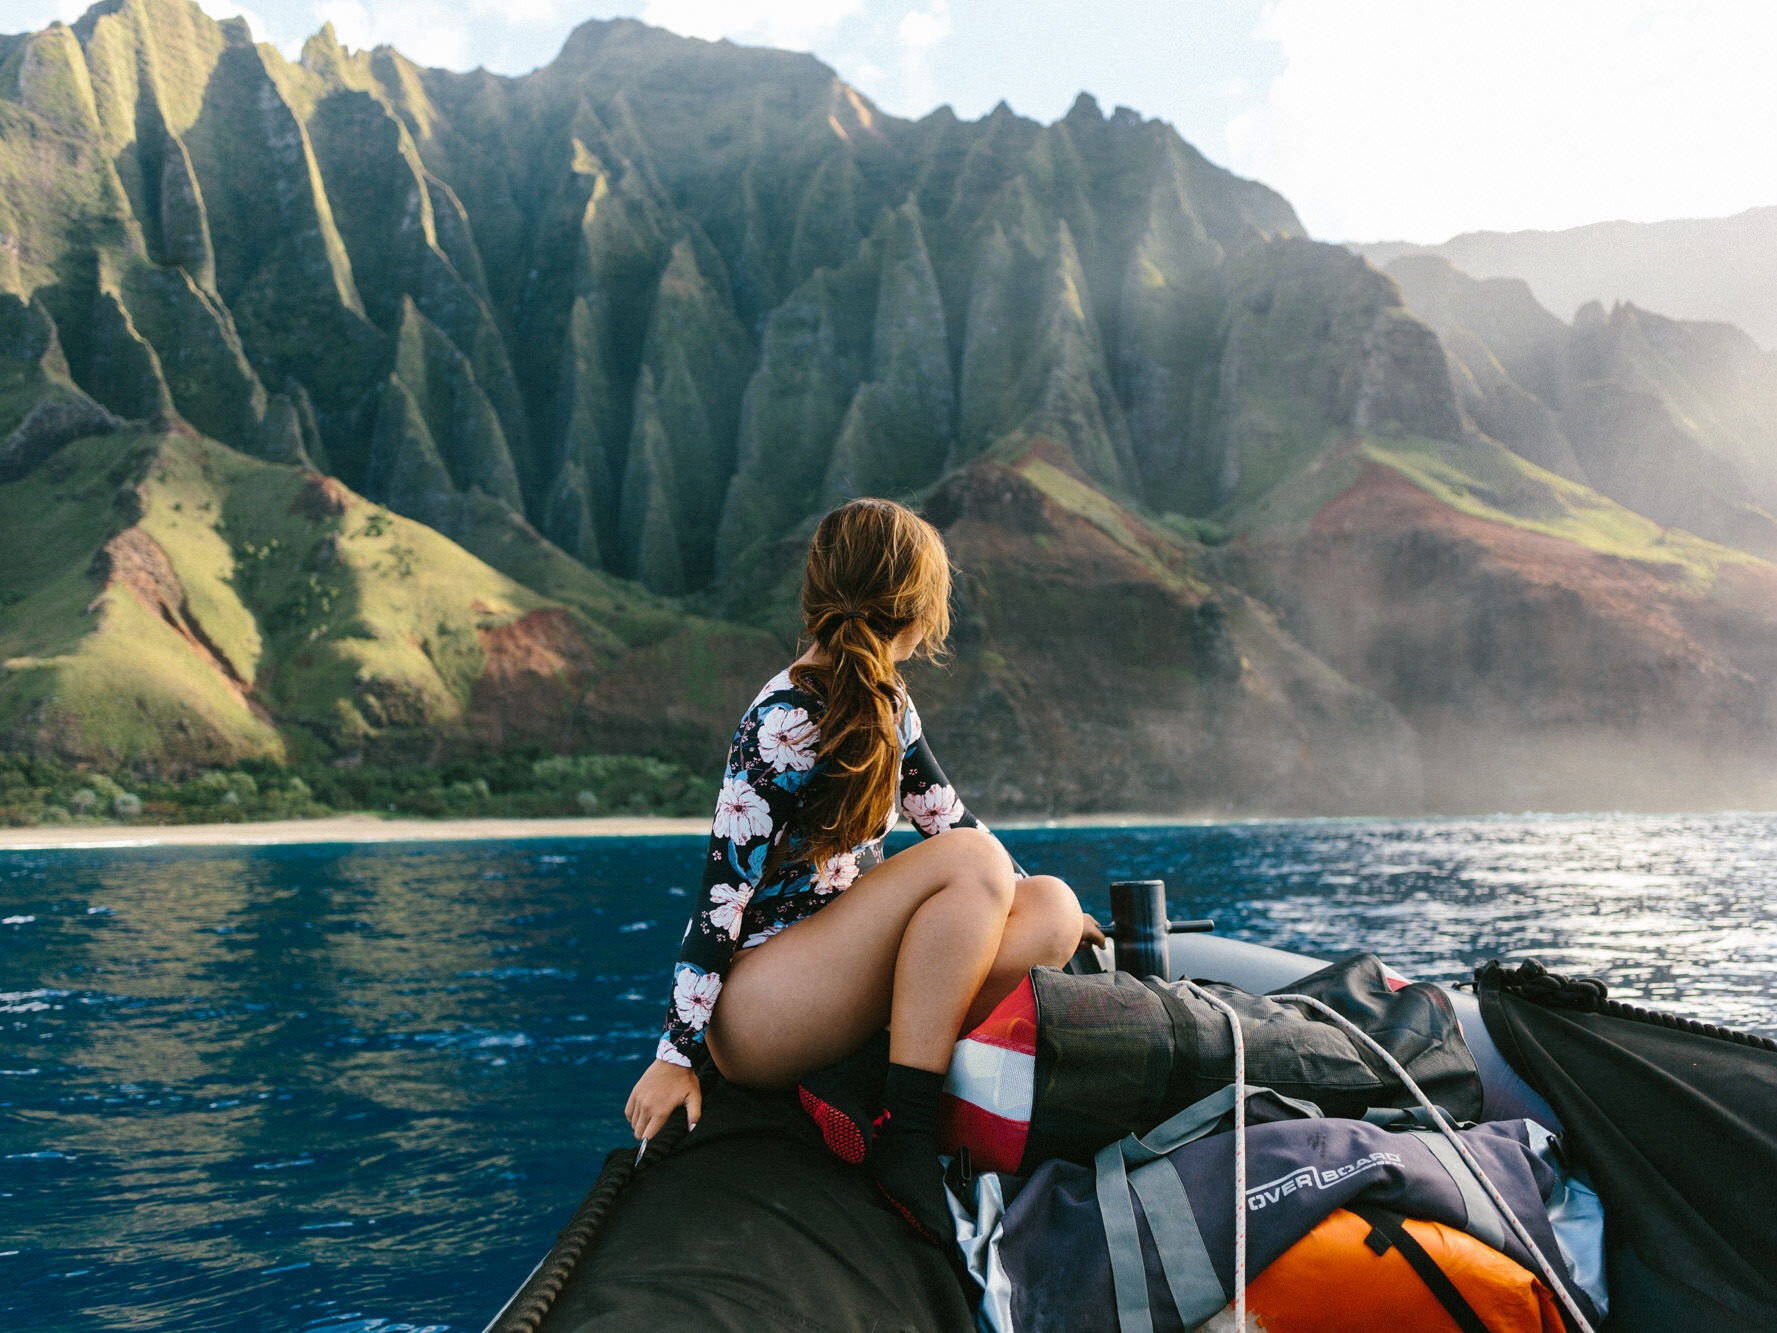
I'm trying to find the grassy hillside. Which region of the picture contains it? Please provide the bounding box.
[0,425,778,777]
[2,427,545,764]
[1362,436,1753,589]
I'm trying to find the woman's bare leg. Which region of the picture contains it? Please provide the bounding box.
[707,829,1081,1086]
[963,874,1080,1030]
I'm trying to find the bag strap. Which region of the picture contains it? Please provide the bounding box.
[1348,1202,1493,1333]
[1363,1104,1442,1130]
[1126,1152,1225,1328]
[1095,1085,1323,1331]
[1124,1084,1322,1165]
[1417,1131,1508,1253]
[1094,1139,1157,1333]
[1122,1083,1243,1166]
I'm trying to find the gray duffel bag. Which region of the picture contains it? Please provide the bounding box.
[1018,952,1482,1170]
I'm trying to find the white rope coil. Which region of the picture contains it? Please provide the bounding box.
[1269,991,1598,1333]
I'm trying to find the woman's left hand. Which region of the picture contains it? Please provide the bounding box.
[1079,912,1107,949]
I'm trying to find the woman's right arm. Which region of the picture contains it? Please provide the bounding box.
[625,1057,702,1141]
[625,811,739,1140]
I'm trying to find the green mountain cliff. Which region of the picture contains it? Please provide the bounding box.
[5,0,1777,815]
[1387,254,1777,559]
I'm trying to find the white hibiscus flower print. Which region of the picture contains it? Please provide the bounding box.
[706,882,753,939]
[904,783,964,836]
[712,775,772,843]
[753,669,795,703]
[673,967,722,1030]
[758,706,818,772]
[656,1035,692,1067]
[812,851,859,895]
[740,923,787,949]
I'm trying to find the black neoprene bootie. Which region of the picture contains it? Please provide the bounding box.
[871,1063,954,1246]
[796,1029,890,1164]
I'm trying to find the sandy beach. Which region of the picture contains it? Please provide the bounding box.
[0,810,1202,852]
[0,813,712,851]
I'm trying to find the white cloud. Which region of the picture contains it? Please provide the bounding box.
[628,0,958,118]
[473,0,561,23]
[891,0,951,110]
[898,0,950,50]
[637,0,864,51]
[1228,0,1777,242]
[313,0,474,68]
[851,57,889,92]
[6,0,103,27]
[13,0,300,58]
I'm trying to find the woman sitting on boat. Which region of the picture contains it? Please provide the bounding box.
[625,497,1098,1241]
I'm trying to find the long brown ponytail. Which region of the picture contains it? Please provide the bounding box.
[788,498,952,868]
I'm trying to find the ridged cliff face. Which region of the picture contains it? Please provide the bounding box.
[0,0,1328,591]
[1387,255,1777,559]
[7,0,1777,813]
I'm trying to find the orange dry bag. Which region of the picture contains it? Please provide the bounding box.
[1193,1204,1566,1332]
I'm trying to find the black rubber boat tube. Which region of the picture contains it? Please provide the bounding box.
[480,1113,691,1333]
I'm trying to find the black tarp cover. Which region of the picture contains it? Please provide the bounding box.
[1477,966,1777,1331]
[536,1078,972,1332]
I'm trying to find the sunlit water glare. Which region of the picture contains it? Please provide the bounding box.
[3,813,1774,1331]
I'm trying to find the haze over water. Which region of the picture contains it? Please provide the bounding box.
[3,814,1774,1331]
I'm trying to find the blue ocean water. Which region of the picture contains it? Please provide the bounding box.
[3,814,1775,1332]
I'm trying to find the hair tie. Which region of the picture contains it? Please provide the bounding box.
[839,610,867,623]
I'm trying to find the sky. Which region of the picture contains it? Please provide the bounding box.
[13,0,1777,243]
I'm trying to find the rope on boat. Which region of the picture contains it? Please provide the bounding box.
[481,1112,691,1333]
[1178,979,1247,1327]
[1598,998,1777,1050]
[1270,991,1599,1333]
[1479,958,1777,1053]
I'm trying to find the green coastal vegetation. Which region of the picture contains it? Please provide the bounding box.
[0,748,714,827]
[6,0,1777,816]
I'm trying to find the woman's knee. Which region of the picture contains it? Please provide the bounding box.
[1015,874,1083,963]
[926,826,1016,901]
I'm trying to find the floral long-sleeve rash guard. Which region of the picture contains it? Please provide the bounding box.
[655,667,984,1068]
